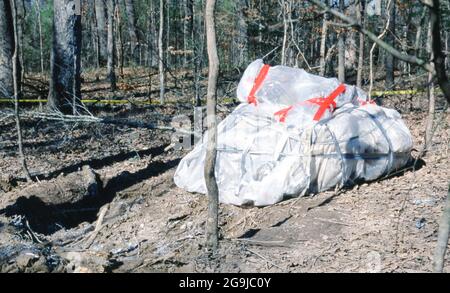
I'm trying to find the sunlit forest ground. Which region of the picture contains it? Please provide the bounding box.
[0,67,448,272]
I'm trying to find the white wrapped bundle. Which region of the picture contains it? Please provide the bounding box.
[236,59,365,123]
[174,104,312,206]
[174,60,413,207]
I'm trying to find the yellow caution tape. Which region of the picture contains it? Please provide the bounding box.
[0,99,47,103]
[221,98,236,104]
[371,89,419,96]
[371,88,442,96]
[0,88,441,104]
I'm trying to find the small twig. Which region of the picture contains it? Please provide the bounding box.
[314,217,350,226]
[83,204,109,249]
[311,243,334,269]
[232,238,296,247]
[0,114,13,123]
[261,46,280,60]
[25,219,44,244]
[225,215,248,233]
[2,110,198,138]
[175,235,195,242]
[246,248,284,270]
[326,21,353,28]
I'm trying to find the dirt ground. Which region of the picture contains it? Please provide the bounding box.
[0,69,449,273]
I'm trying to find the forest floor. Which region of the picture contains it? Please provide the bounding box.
[0,68,449,273]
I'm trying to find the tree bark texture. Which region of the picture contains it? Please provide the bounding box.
[0,0,15,99]
[94,0,107,64]
[204,0,220,252]
[47,0,82,113]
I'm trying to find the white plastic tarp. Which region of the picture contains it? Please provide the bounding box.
[174,60,413,207]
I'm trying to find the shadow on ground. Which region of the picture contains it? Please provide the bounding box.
[1,152,180,235]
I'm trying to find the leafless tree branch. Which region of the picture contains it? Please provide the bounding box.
[308,0,450,103]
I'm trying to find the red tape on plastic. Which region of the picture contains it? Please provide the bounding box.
[357,97,376,106]
[247,64,270,105]
[273,105,293,122]
[273,84,346,123]
[312,84,346,121]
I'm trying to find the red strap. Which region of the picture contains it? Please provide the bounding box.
[304,97,337,109]
[357,97,376,106]
[312,84,346,121]
[274,84,345,123]
[247,64,270,105]
[274,105,293,122]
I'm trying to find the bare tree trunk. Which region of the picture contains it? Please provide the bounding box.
[16,0,25,85]
[183,0,194,67]
[116,3,125,78]
[159,0,165,103]
[400,9,411,75]
[11,0,32,182]
[86,1,97,69]
[414,9,427,59]
[337,0,345,82]
[319,12,328,76]
[445,31,449,70]
[166,0,171,68]
[107,0,116,91]
[0,0,15,99]
[324,43,336,74]
[35,0,44,74]
[91,8,100,71]
[289,4,306,69]
[375,0,381,15]
[356,0,365,87]
[147,0,156,68]
[205,0,219,252]
[36,0,45,110]
[424,19,435,155]
[385,0,396,88]
[281,0,288,66]
[193,0,204,107]
[47,0,82,113]
[428,0,450,103]
[124,0,139,61]
[433,185,450,272]
[231,0,248,68]
[146,0,152,100]
[94,0,107,65]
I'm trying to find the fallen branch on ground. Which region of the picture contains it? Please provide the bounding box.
[0,110,198,138]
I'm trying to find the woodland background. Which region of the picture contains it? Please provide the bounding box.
[0,0,449,273]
